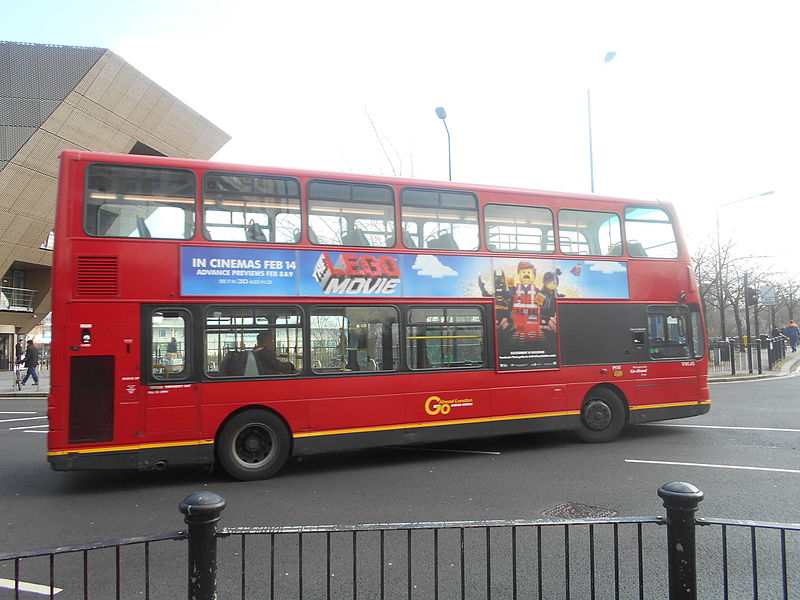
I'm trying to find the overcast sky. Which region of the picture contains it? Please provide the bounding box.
[3,0,798,274]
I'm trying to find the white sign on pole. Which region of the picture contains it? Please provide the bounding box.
[760,285,776,306]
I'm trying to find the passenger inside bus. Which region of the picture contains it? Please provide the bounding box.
[252,330,295,374]
[218,331,296,376]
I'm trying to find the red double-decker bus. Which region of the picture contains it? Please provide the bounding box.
[48,150,709,480]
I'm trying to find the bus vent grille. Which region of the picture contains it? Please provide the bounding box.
[76,256,119,297]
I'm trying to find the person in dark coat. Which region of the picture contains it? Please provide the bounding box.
[20,339,39,385]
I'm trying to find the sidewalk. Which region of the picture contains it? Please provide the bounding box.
[0,366,49,397]
[709,354,800,382]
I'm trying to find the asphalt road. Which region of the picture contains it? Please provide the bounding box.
[1,375,798,597]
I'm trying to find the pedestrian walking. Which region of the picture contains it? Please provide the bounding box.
[19,339,39,385]
[782,320,800,352]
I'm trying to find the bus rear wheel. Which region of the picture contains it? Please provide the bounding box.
[217,410,290,480]
[574,388,626,443]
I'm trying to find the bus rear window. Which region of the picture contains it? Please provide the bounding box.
[85,164,195,239]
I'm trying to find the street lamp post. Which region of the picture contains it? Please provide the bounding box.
[434,106,451,181]
[714,191,773,339]
[587,51,616,193]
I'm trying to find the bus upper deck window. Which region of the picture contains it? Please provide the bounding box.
[401,188,479,251]
[624,206,679,258]
[485,204,554,253]
[85,164,196,240]
[307,181,395,248]
[203,173,301,243]
[557,209,622,256]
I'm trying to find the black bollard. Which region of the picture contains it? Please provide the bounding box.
[179,492,226,600]
[658,482,704,600]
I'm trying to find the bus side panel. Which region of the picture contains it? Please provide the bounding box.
[198,382,309,442]
[57,305,144,448]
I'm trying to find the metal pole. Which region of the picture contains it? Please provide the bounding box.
[716,211,727,339]
[180,491,226,600]
[658,482,704,600]
[756,338,763,374]
[435,107,451,181]
[443,119,451,182]
[588,89,595,193]
[744,272,753,374]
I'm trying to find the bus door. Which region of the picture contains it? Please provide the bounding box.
[144,308,198,439]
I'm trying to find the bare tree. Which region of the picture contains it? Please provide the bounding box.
[364,108,415,178]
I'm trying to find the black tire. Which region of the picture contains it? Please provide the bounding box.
[216,410,290,480]
[574,388,626,443]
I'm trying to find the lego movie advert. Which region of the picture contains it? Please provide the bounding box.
[181,247,629,371]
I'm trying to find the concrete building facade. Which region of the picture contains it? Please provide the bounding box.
[0,41,229,367]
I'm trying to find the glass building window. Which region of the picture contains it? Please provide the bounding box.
[308,181,395,247]
[85,164,196,239]
[401,188,479,251]
[203,173,301,243]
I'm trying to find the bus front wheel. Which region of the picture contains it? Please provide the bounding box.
[575,388,626,443]
[217,410,290,480]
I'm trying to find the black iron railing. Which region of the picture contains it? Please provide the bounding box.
[1,483,797,600]
[708,336,788,376]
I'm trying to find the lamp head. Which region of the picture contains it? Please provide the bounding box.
[604,51,617,63]
[435,107,447,120]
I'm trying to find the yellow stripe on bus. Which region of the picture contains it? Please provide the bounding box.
[630,400,710,411]
[294,410,582,438]
[47,400,710,455]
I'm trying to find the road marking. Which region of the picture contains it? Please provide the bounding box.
[10,424,48,430]
[0,416,46,424]
[626,459,800,474]
[24,430,49,434]
[0,578,62,595]
[647,423,800,433]
[0,411,36,415]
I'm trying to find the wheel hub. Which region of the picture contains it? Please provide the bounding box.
[584,399,612,431]
[235,425,272,465]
